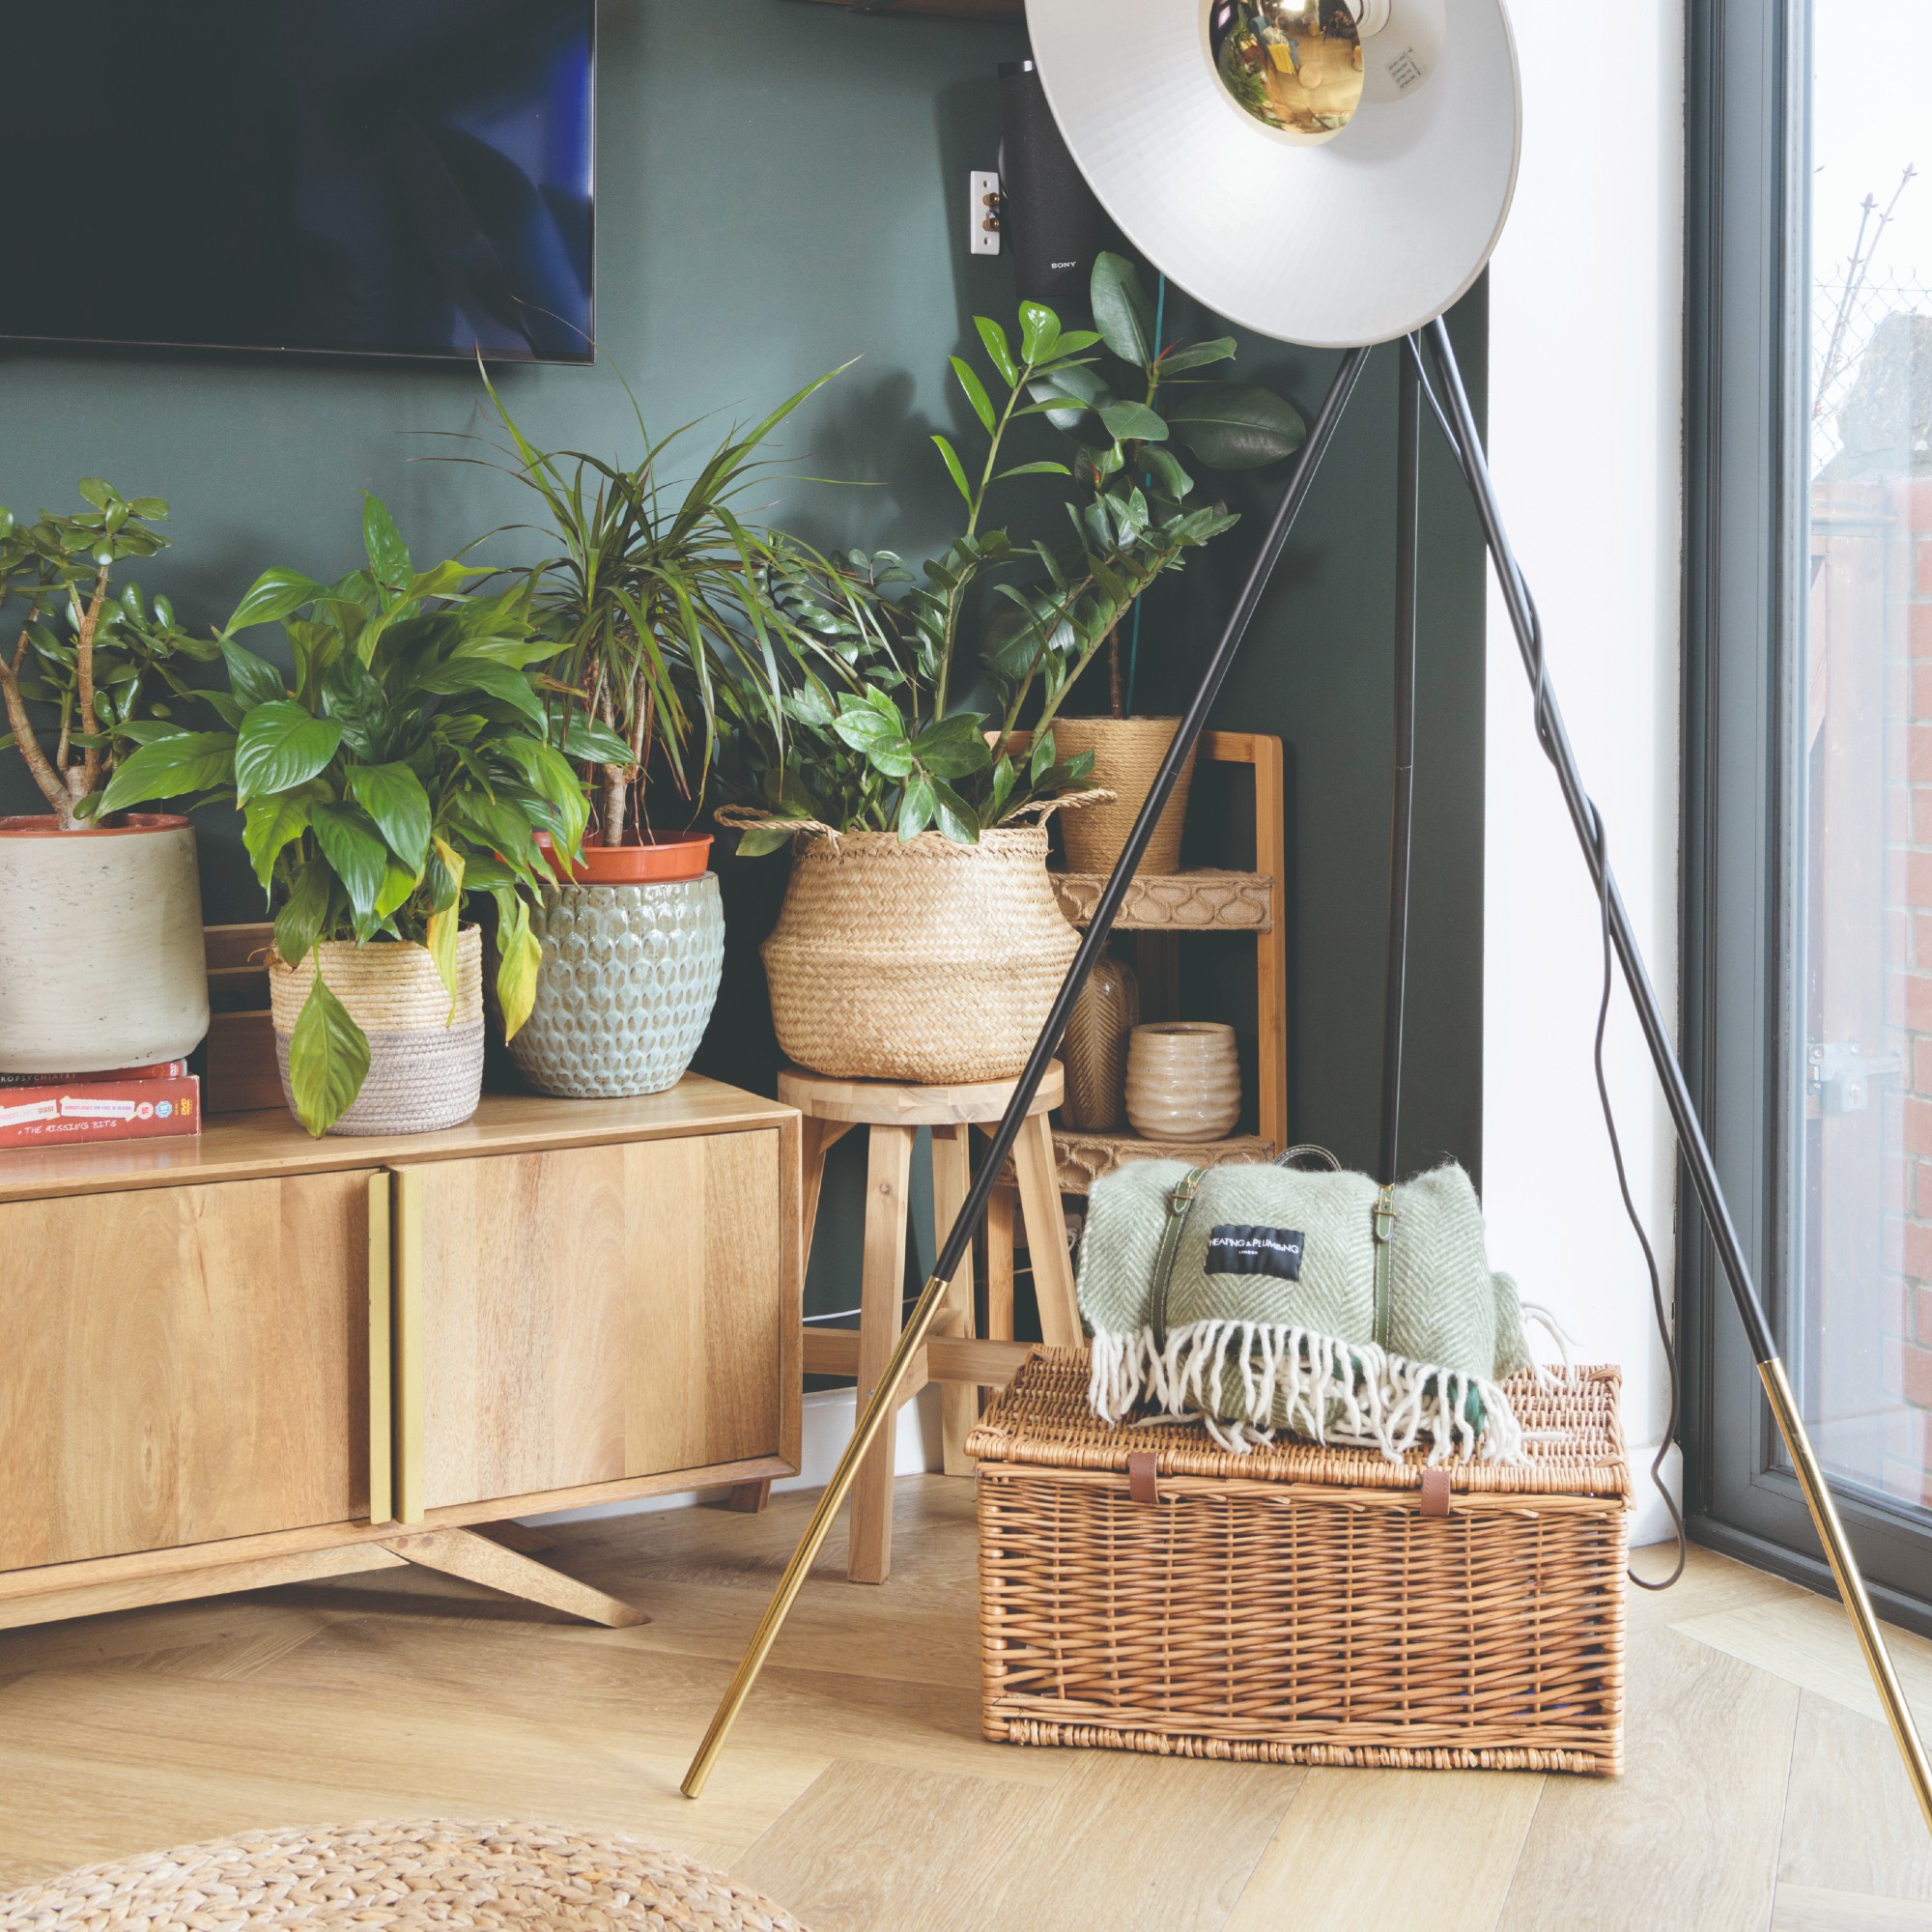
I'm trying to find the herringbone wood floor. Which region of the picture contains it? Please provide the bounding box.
[0,1477,1926,1930]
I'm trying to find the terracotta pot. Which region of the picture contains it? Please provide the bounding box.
[0,812,209,1073]
[1050,717,1198,878]
[537,830,713,885]
[1124,1021,1242,1141]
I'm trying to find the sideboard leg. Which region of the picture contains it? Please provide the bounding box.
[720,1480,773,1513]
[381,1527,648,1628]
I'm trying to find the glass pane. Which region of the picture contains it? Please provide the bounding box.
[1803,0,1932,1511]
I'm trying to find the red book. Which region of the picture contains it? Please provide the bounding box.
[0,1076,202,1150]
[0,1061,188,1089]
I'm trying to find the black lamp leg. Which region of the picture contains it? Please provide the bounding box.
[1417,315,1932,1836]
[680,342,1374,1798]
[1379,342,1421,1184]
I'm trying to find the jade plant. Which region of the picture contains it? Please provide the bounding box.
[0,481,218,828]
[720,253,1304,850]
[102,496,589,1134]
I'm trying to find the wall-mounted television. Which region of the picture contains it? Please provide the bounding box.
[0,0,595,364]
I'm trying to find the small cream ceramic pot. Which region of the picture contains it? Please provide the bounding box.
[0,813,209,1072]
[1124,1020,1242,1141]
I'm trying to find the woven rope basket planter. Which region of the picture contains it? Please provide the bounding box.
[758,824,1082,1084]
[0,1820,811,1932]
[1051,717,1198,878]
[969,1349,1632,1776]
[269,927,485,1136]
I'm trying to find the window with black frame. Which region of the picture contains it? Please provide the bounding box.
[1688,0,1932,1624]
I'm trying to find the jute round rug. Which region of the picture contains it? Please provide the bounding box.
[0,1821,810,1932]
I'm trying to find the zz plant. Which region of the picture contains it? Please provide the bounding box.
[723,253,1304,851]
[103,497,590,1135]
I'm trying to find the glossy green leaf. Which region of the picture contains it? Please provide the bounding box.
[1018,300,1061,365]
[896,771,936,840]
[234,701,343,804]
[98,731,235,814]
[1099,400,1169,443]
[346,761,434,870]
[930,434,973,509]
[225,567,325,634]
[951,356,997,434]
[930,781,978,844]
[220,639,285,711]
[412,657,545,724]
[361,494,412,590]
[995,461,1073,482]
[1091,251,1155,366]
[911,713,993,780]
[272,857,331,964]
[1159,336,1237,373]
[319,651,393,761]
[974,315,1018,386]
[242,792,313,891]
[1143,445,1195,499]
[1166,384,1309,469]
[287,969,370,1137]
[311,801,391,920]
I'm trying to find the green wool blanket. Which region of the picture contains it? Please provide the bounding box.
[1077,1158,1535,1463]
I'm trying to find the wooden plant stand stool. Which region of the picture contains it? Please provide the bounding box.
[781,1060,1081,1584]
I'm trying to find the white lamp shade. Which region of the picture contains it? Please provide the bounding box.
[1024,0,1521,349]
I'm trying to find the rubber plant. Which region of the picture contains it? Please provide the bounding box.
[473,364,846,844]
[101,496,588,1134]
[0,481,218,827]
[720,252,1304,851]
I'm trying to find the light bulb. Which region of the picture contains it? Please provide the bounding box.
[1205,2,1363,147]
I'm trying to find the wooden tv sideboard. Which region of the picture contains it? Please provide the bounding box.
[0,1080,802,1632]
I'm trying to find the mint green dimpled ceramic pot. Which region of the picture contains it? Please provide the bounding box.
[507,874,724,1098]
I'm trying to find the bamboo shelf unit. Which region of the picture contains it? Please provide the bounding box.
[1046,728,1289,1194]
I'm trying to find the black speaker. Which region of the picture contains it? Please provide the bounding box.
[998,58,1115,304]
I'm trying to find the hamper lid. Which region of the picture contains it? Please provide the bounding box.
[967,1349,1632,1501]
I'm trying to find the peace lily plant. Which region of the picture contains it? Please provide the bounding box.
[103,496,589,1135]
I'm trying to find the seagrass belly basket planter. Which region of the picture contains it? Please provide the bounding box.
[968,1350,1633,1776]
[268,927,485,1136]
[748,809,1092,1084]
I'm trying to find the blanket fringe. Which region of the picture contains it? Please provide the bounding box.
[1087,1321,1527,1465]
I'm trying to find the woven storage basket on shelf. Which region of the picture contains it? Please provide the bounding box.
[268,926,484,1136]
[968,1349,1632,1776]
[757,825,1081,1084]
[1051,717,1198,877]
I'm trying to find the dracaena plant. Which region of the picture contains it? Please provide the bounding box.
[100,496,590,1136]
[719,253,1304,853]
[0,481,221,828]
[469,363,845,844]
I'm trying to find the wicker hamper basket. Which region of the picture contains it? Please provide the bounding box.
[968,1350,1632,1776]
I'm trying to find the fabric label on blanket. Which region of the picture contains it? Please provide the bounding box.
[1205,1224,1305,1281]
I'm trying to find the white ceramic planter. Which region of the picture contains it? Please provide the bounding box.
[0,813,210,1073]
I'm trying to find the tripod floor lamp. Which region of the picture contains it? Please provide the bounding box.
[683,0,1932,1828]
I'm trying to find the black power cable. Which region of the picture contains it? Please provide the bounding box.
[1406,337,1686,1588]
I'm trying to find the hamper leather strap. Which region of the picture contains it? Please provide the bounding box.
[1150,1168,1208,1351]
[1371,1184,1397,1350]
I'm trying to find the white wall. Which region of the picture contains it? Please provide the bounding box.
[1483,2,1686,1545]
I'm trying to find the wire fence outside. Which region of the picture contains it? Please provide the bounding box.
[1814,265,1932,469]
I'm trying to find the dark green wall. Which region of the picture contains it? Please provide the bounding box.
[0,0,1486,1314]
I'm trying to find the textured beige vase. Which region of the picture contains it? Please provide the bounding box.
[1060,951,1139,1131]
[1125,1020,1242,1141]
[0,812,209,1072]
[1052,717,1199,877]
[268,927,483,1135]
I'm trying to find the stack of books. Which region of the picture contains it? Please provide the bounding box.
[0,1061,202,1150]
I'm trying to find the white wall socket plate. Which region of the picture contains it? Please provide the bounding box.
[969,169,1002,256]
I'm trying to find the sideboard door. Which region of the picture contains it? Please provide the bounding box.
[0,1172,372,1571]
[399,1130,783,1515]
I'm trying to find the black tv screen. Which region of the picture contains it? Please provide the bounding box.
[0,1,595,363]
